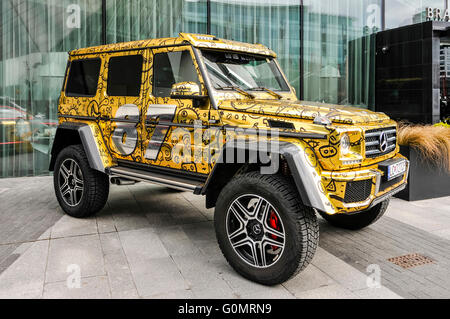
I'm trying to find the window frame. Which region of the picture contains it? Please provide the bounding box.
[65,57,102,97]
[106,54,144,97]
[151,48,202,98]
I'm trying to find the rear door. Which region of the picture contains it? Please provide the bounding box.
[106,50,147,163]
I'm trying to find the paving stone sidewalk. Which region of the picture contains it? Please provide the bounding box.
[0,176,449,299]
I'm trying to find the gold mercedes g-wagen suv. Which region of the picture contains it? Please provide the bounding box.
[50,33,409,285]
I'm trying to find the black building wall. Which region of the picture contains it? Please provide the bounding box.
[375,21,447,124]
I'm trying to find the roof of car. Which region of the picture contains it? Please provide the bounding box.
[69,33,276,57]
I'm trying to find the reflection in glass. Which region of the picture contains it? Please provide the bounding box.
[303,0,382,108]
[0,0,102,177]
[210,0,301,98]
[385,0,446,29]
[106,0,207,42]
[202,50,290,92]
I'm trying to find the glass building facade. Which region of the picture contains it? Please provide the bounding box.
[0,0,448,178]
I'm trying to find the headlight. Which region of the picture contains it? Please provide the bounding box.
[340,133,350,155]
[337,131,363,165]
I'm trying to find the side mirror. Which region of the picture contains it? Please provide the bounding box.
[170,81,207,100]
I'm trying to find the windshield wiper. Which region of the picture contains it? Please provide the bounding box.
[216,85,255,99]
[248,86,282,99]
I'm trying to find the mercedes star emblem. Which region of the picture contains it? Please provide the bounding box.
[379,132,388,152]
[252,224,262,235]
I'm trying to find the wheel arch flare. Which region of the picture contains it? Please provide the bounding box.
[49,122,113,173]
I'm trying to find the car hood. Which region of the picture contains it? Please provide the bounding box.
[218,99,390,125]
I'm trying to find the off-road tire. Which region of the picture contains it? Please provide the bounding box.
[214,171,319,285]
[53,144,109,218]
[319,199,390,230]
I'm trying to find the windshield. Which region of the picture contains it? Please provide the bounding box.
[201,50,290,92]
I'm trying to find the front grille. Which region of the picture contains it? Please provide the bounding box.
[364,126,397,158]
[379,174,404,192]
[344,179,372,203]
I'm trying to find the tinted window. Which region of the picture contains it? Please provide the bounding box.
[107,55,143,96]
[202,50,289,91]
[66,59,101,96]
[153,51,200,97]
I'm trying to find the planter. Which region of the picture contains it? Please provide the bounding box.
[395,145,450,201]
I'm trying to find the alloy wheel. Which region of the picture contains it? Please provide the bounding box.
[58,158,84,207]
[226,194,285,268]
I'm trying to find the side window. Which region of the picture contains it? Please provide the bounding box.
[65,59,101,96]
[107,55,143,96]
[153,50,200,97]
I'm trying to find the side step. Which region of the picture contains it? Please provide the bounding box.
[109,166,204,194]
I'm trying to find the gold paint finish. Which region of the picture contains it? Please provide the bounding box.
[59,33,408,215]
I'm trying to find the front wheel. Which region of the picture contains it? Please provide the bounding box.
[319,199,390,230]
[214,172,319,285]
[53,144,109,218]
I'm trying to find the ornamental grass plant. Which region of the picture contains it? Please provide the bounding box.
[398,123,450,173]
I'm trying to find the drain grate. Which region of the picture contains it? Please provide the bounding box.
[388,253,434,269]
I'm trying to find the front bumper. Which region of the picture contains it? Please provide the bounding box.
[366,182,406,210]
[321,154,409,214]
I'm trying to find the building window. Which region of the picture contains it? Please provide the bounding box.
[209,0,301,98]
[107,55,143,96]
[106,0,207,43]
[66,59,101,97]
[303,0,382,107]
[152,51,200,97]
[0,0,102,177]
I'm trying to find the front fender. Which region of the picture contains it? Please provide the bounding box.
[279,142,335,214]
[202,139,335,214]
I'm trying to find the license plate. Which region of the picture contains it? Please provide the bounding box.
[387,160,406,180]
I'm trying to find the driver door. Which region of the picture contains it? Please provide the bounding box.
[140,46,211,175]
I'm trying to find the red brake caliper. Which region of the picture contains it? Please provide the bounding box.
[269,210,280,250]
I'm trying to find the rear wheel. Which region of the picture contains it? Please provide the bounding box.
[214,171,319,285]
[319,199,390,230]
[53,144,109,218]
